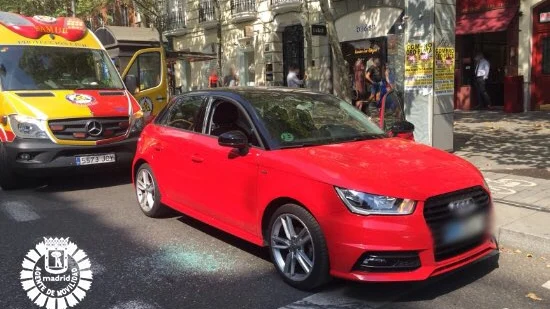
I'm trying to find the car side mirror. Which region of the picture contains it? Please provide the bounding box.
[390,121,415,139]
[124,75,138,94]
[218,131,248,151]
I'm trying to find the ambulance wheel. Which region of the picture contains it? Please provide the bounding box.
[0,143,23,190]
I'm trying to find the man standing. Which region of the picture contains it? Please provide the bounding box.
[223,67,239,87]
[354,59,367,110]
[286,64,306,88]
[208,69,220,88]
[474,52,492,109]
[365,57,383,102]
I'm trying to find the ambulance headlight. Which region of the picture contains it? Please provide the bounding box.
[8,115,48,139]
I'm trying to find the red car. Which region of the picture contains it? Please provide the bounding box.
[132,88,497,290]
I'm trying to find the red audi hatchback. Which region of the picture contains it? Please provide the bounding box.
[132,88,497,290]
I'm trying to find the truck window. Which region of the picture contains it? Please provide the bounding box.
[0,46,124,91]
[127,52,162,91]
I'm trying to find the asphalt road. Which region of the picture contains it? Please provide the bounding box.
[1,171,550,309]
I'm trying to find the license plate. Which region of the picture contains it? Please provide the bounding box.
[443,214,486,244]
[75,154,116,166]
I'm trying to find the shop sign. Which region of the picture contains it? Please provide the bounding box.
[541,12,550,23]
[405,42,434,91]
[335,7,403,42]
[312,25,327,36]
[458,0,518,14]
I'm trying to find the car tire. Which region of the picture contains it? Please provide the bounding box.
[135,163,166,218]
[0,142,23,190]
[268,204,331,290]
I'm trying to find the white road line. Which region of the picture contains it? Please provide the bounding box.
[543,280,550,290]
[1,201,40,222]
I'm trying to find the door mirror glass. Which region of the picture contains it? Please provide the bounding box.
[125,75,138,94]
[218,130,248,149]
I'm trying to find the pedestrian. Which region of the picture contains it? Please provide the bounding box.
[286,64,306,88]
[208,69,220,88]
[223,67,239,87]
[474,52,492,109]
[365,57,383,102]
[353,58,367,111]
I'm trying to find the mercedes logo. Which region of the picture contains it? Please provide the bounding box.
[86,121,103,137]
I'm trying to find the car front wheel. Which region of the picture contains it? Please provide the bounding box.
[268,204,330,290]
[135,163,166,217]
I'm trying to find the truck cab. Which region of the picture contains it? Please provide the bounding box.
[0,12,144,189]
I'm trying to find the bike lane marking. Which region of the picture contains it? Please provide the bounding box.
[1,200,40,222]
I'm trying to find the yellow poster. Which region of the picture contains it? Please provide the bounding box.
[405,42,434,90]
[434,47,456,95]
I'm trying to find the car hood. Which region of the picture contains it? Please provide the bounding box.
[4,90,132,120]
[265,138,485,201]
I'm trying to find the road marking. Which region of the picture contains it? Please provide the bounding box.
[543,280,550,290]
[1,201,40,222]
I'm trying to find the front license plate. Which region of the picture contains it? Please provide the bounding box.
[443,214,486,244]
[75,154,116,166]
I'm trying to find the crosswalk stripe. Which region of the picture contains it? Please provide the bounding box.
[1,200,40,222]
[543,280,550,290]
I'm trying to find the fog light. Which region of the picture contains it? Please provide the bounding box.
[18,153,31,161]
[355,252,421,272]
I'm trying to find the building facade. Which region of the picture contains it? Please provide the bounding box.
[455,0,550,111]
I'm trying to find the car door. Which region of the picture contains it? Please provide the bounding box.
[186,97,262,235]
[152,95,208,210]
[122,48,168,119]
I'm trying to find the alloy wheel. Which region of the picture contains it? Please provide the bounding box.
[136,169,156,212]
[271,214,315,281]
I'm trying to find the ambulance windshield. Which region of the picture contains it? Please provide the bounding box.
[0,46,124,91]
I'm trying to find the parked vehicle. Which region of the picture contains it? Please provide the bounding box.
[0,13,144,189]
[132,88,496,290]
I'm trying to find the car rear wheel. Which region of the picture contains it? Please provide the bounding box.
[0,143,23,190]
[268,204,330,290]
[135,164,166,217]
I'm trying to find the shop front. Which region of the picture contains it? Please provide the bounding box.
[455,0,520,110]
[334,7,405,105]
[532,0,550,110]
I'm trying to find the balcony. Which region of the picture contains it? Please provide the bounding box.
[230,0,256,23]
[163,12,187,36]
[199,1,218,29]
[270,0,302,13]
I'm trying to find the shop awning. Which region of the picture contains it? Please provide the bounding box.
[456,7,518,35]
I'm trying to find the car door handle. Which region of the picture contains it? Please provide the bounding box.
[156,96,165,101]
[153,144,163,151]
[191,155,204,163]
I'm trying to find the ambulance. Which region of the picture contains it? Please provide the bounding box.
[0,12,144,189]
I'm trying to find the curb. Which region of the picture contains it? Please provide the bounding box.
[497,226,550,256]
[494,198,550,214]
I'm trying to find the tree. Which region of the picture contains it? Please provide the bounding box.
[300,0,313,89]
[319,0,351,102]
[0,0,105,17]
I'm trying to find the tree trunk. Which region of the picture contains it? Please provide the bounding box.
[319,0,351,102]
[215,0,223,78]
[301,1,313,89]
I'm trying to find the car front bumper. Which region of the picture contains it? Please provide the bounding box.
[4,136,138,176]
[321,201,498,282]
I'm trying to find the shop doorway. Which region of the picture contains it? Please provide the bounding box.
[532,1,550,110]
[282,25,304,86]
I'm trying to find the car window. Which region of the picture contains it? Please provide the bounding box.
[158,96,207,133]
[241,92,385,148]
[207,99,261,147]
[127,52,162,91]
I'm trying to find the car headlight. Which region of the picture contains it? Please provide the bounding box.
[130,111,145,133]
[8,115,48,139]
[335,187,416,215]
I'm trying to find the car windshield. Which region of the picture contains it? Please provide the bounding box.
[242,91,386,148]
[0,46,124,91]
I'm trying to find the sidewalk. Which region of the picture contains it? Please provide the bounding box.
[453,110,550,254]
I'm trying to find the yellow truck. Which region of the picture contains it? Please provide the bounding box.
[0,12,145,189]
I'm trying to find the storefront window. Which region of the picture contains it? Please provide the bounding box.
[543,37,550,75]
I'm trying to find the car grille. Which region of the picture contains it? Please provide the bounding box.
[423,186,491,262]
[48,117,129,141]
